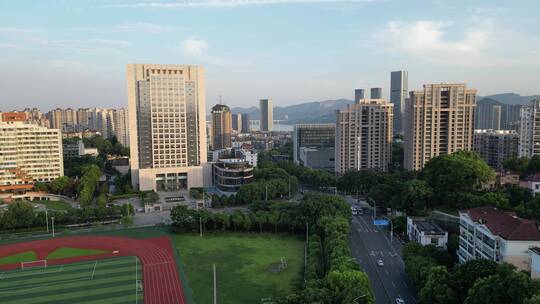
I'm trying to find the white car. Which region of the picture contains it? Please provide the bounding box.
[376,259,384,267]
[395,297,405,304]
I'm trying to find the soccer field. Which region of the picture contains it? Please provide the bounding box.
[0,256,143,304]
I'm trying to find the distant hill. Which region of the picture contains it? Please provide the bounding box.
[231,98,354,124]
[479,93,540,105]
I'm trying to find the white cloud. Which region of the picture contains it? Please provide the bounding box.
[112,22,175,33]
[0,27,44,34]
[181,38,208,57]
[109,0,374,9]
[372,19,540,67]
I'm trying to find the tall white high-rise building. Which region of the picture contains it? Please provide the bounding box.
[335,98,393,174]
[114,108,129,147]
[127,64,208,191]
[390,71,408,134]
[519,100,540,157]
[259,99,273,131]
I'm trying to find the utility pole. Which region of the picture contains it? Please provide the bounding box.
[199,216,203,237]
[45,209,49,232]
[213,264,217,304]
[51,217,55,237]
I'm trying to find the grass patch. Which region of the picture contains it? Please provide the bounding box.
[38,200,72,211]
[46,247,109,260]
[173,233,304,304]
[0,251,37,266]
[0,256,142,304]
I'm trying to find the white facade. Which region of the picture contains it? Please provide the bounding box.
[0,118,63,193]
[518,100,540,157]
[114,107,130,148]
[406,217,448,248]
[530,248,540,279]
[458,207,540,272]
[127,64,208,191]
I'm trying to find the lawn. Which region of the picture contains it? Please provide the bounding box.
[0,251,37,266]
[0,256,142,304]
[172,233,304,304]
[39,200,72,211]
[46,247,108,260]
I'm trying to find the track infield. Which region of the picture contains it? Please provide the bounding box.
[0,236,185,304]
[0,256,142,304]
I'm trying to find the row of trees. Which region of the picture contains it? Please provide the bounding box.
[170,193,374,303]
[0,200,126,231]
[403,242,540,304]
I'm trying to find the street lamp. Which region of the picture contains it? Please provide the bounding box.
[51,216,55,237]
[45,209,49,232]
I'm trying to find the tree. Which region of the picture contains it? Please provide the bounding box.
[418,266,458,304]
[1,200,35,229]
[324,270,374,304]
[422,151,494,204]
[49,176,70,195]
[404,255,437,289]
[367,184,394,209]
[465,263,537,304]
[401,179,433,213]
[502,156,529,175]
[451,259,498,302]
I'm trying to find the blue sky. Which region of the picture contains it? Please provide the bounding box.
[0,0,539,111]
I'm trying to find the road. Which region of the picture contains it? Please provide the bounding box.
[347,199,416,304]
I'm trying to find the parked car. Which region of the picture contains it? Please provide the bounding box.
[376,259,384,267]
[395,297,404,304]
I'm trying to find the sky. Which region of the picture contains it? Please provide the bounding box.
[0,0,539,111]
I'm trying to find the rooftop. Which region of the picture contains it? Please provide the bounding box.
[410,217,446,235]
[460,205,540,241]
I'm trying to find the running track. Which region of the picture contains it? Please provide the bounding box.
[0,236,185,304]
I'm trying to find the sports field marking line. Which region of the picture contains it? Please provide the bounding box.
[90,261,98,280]
[144,260,173,267]
[0,273,4,280]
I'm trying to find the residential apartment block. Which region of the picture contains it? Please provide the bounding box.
[404,83,477,171]
[473,129,518,170]
[519,99,540,157]
[458,206,540,272]
[0,112,63,200]
[335,98,393,174]
[127,64,209,191]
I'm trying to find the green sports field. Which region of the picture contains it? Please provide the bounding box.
[0,256,143,304]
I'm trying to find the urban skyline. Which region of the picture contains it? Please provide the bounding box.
[1,1,539,110]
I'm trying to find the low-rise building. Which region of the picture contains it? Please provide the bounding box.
[407,217,448,248]
[62,139,98,158]
[458,206,540,271]
[519,173,540,196]
[530,247,540,279]
[213,159,254,192]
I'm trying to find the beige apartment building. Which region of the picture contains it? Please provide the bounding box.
[335,99,393,174]
[211,104,232,150]
[404,83,477,171]
[127,64,209,192]
[0,112,63,199]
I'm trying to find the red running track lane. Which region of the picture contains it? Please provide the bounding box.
[0,236,185,304]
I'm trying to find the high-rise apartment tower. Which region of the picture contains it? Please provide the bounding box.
[404,83,477,170]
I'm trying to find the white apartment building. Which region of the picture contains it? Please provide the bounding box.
[519,100,540,157]
[335,98,393,174]
[404,83,477,171]
[0,113,63,199]
[127,64,209,191]
[458,206,540,272]
[114,107,130,148]
[407,217,448,248]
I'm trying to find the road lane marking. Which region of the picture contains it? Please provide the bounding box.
[392,281,396,287]
[385,269,389,275]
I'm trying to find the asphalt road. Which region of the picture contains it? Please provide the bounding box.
[348,206,416,303]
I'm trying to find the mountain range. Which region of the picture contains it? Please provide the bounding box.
[230,93,539,125]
